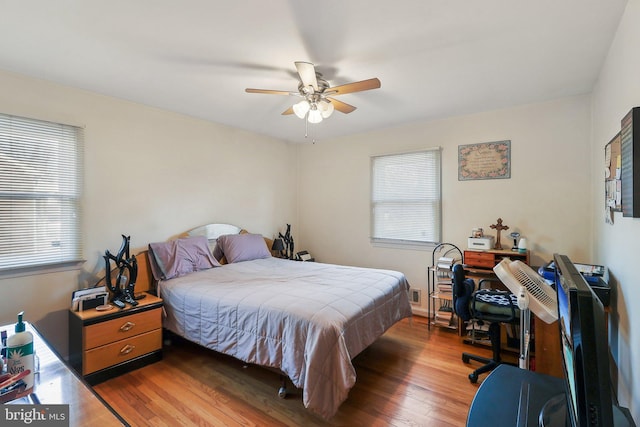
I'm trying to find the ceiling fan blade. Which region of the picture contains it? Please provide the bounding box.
[245,88,293,95]
[329,78,381,95]
[281,106,294,115]
[295,61,319,92]
[328,98,357,114]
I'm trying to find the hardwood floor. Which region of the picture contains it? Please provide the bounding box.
[93,316,496,426]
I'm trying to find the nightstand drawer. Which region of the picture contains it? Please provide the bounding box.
[83,328,162,375]
[84,308,161,350]
[464,251,496,269]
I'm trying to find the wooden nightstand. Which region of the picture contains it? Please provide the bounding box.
[68,293,163,385]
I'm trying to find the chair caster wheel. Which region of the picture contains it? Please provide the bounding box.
[469,373,478,383]
[278,386,287,398]
[462,355,470,363]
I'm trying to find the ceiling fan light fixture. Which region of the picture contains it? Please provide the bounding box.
[293,100,310,119]
[318,99,334,118]
[245,61,381,130]
[308,106,323,124]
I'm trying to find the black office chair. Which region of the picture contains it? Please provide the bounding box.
[452,263,519,383]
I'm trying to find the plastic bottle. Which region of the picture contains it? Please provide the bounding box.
[6,312,34,392]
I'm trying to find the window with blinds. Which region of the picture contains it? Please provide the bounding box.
[0,113,84,272]
[371,149,441,245]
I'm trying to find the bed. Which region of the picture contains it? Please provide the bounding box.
[145,224,412,419]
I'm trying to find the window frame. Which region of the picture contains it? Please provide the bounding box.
[0,113,85,276]
[370,148,442,248]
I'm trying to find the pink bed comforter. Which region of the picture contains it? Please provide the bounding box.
[158,257,412,418]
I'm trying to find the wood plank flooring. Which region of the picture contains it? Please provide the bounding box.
[93,316,495,426]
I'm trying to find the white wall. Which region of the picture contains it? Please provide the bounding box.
[591,0,640,420]
[1,7,637,419]
[296,95,592,316]
[0,69,298,356]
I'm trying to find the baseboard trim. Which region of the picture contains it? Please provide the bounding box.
[411,307,429,317]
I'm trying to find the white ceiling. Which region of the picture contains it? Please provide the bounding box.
[0,1,628,143]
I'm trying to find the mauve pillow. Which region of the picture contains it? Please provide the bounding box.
[212,239,224,261]
[148,235,221,280]
[216,233,271,263]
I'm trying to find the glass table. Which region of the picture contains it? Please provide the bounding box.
[2,322,126,426]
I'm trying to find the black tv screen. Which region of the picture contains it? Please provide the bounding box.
[554,254,613,426]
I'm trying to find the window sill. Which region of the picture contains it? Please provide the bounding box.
[371,239,437,251]
[0,260,86,279]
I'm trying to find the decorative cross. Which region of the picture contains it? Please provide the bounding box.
[490,218,509,250]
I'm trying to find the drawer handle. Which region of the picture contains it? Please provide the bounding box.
[119,321,136,332]
[120,344,136,355]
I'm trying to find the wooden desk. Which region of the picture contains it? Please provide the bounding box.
[537,306,611,379]
[1,322,125,426]
[533,319,563,377]
[463,249,530,293]
[464,248,529,270]
[462,249,563,377]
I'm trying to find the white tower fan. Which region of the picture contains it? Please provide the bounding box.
[493,258,558,370]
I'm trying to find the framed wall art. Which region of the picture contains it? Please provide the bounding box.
[458,140,511,181]
[605,132,622,218]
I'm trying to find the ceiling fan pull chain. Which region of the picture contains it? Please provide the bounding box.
[304,116,317,143]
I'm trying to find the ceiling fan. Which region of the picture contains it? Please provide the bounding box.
[245,61,381,124]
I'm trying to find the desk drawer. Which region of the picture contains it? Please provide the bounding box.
[84,308,161,350]
[464,251,496,269]
[83,328,162,375]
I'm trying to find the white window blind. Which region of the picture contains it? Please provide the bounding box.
[0,113,84,272]
[371,149,441,245]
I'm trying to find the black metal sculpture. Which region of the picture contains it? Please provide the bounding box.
[104,235,138,307]
[278,224,295,260]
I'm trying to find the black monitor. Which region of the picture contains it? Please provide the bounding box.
[553,254,614,426]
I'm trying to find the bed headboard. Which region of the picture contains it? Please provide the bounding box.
[186,223,242,242]
[133,251,153,293]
